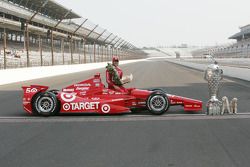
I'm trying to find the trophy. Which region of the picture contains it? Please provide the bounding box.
[121,74,133,85]
[204,61,223,115]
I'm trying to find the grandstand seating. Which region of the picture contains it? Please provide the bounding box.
[0,0,144,69]
[192,24,250,58]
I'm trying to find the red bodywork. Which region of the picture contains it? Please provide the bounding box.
[22,73,203,115]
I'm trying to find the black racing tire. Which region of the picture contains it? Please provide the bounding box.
[32,92,60,116]
[146,92,170,115]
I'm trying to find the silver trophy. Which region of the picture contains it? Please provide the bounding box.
[204,60,223,115]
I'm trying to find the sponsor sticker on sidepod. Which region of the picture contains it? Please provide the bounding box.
[62,102,111,113]
[76,87,89,91]
[63,102,100,111]
[74,83,91,87]
[61,93,77,102]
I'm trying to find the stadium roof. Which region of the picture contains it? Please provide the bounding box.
[229,29,250,39]
[0,0,137,49]
[229,24,250,40]
[6,0,81,20]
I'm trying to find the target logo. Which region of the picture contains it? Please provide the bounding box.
[61,93,76,102]
[63,103,71,111]
[101,104,111,113]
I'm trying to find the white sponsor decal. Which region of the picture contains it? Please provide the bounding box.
[76,87,89,91]
[63,102,100,111]
[171,100,174,103]
[111,98,124,102]
[91,97,100,100]
[109,91,115,95]
[138,102,146,105]
[80,92,87,96]
[194,104,200,108]
[26,88,38,93]
[61,93,76,102]
[103,89,108,94]
[63,103,71,111]
[95,83,100,87]
[101,104,111,113]
[93,79,100,83]
[74,84,91,87]
[63,89,74,92]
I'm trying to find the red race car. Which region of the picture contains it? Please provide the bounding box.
[22,73,202,116]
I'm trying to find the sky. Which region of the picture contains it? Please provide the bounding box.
[56,0,250,47]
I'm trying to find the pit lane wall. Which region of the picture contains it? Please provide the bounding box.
[0,59,144,86]
[166,59,250,82]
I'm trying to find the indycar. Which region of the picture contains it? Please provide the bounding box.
[22,73,202,116]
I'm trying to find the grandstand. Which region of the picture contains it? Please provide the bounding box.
[0,0,146,69]
[192,25,250,58]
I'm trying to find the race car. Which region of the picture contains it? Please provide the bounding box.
[22,73,203,116]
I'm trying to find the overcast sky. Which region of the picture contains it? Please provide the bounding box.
[56,0,250,47]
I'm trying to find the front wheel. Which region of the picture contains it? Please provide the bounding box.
[32,92,59,116]
[146,92,170,115]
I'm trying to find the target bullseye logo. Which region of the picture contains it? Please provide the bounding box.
[101,104,111,113]
[63,103,71,111]
[61,93,76,102]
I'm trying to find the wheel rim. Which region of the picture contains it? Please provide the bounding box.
[37,97,54,113]
[149,95,167,112]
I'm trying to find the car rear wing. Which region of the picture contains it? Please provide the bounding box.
[21,85,49,114]
[22,85,49,95]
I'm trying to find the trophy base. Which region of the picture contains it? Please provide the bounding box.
[207,100,222,115]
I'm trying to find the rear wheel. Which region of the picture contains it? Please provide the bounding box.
[32,92,59,116]
[147,92,170,115]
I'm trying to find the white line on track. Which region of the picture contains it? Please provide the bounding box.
[1,113,250,123]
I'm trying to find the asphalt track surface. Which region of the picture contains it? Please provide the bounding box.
[1,58,250,167]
